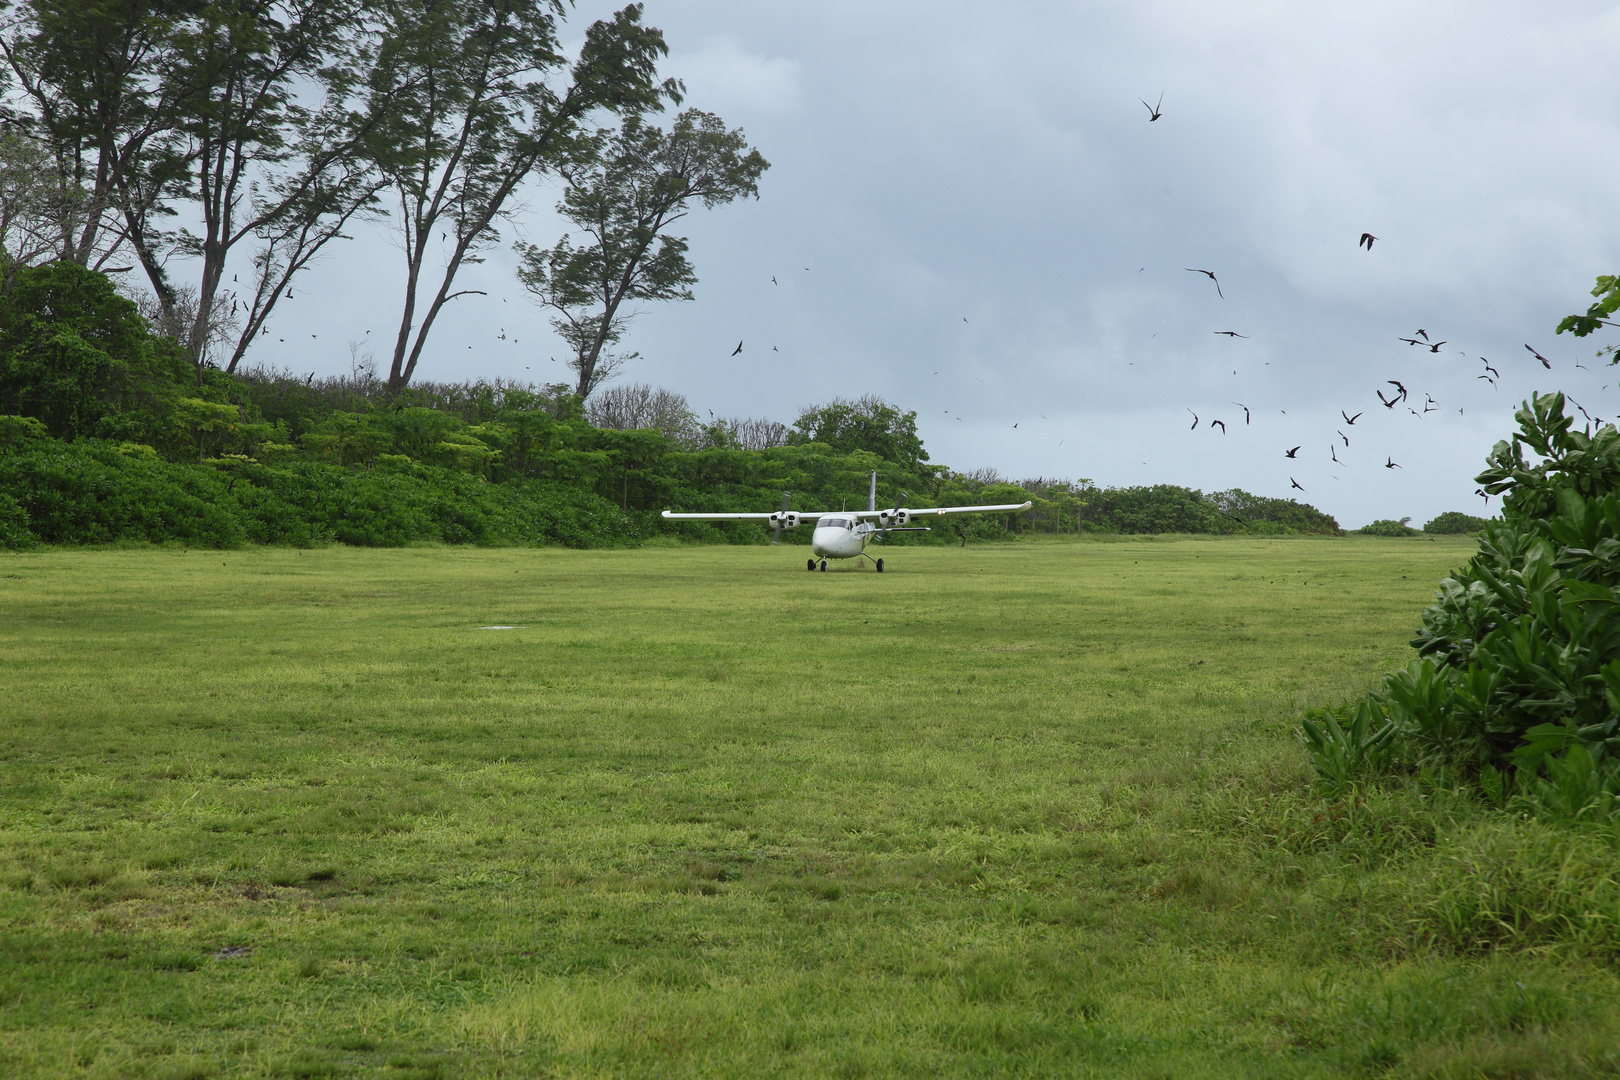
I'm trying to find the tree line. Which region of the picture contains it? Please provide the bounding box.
[0,0,767,395]
[0,259,1351,549]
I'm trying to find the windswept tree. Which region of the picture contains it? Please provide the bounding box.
[164,0,386,373]
[0,0,192,275]
[516,108,767,398]
[364,0,677,392]
[2,0,386,373]
[0,131,98,271]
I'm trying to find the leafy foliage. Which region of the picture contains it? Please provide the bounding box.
[0,261,195,450]
[1557,274,1620,342]
[785,395,930,475]
[1360,519,1419,537]
[1424,511,1490,534]
[1302,391,1620,821]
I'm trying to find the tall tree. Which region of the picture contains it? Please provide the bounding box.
[365,0,676,392]
[162,0,384,371]
[515,108,767,398]
[0,0,193,278]
[3,0,385,373]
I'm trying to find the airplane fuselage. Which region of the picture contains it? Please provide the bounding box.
[809,516,873,559]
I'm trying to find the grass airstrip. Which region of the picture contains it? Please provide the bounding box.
[3,536,1619,1078]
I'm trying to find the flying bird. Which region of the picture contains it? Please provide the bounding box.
[1385,457,1401,469]
[1290,478,1306,492]
[1187,409,1199,430]
[1184,268,1223,298]
[1387,380,1408,402]
[1211,419,1226,434]
[1378,390,1398,409]
[1359,233,1378,250]
[1330,444,1344,465]
[1284,446,1301,458]
[771,276,777,285]
[1525,343,1553,369]
[1214,330,1248,338]
[730,341,743,356]
[1338,430,1350,446]
[1141,92,1164,121]
[1478,373,1497,387]
[1233,402,1250,424]
[1399,337,1446,352]
[1342,410,1361,425]
[1480,358,1500,378]
[1415,329,1430,341]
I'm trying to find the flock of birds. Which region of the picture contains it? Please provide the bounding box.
[1136,95,1600,511]
[711,93,1600,515]
[1172,270,1586,505]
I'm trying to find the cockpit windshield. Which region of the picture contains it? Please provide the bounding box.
[818,516,851,530]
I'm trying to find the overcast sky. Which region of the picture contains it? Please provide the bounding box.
[243,1,1620,527]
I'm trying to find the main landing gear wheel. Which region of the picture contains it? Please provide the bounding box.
[819,559,828,572]
[875,558,884,572]
[807,558,816,572]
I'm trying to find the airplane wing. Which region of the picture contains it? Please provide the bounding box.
[660,511,834,521]
[852,502,1032,521]
[659,502,1032,522]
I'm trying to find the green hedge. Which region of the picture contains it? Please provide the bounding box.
[0,435,647,549]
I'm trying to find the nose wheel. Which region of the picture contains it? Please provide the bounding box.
[819,559,827,572]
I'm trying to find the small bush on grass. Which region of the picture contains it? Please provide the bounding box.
[1360,519,1419,537]
[1424,510,1490,534]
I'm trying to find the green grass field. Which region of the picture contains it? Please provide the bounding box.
[3,537,1618,1079]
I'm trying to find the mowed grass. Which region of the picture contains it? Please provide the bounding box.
[2,536,1618,1079]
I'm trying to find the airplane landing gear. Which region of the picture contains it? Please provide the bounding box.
[819,559,828,572]
[807,558,816,572]
[875,558,884,573]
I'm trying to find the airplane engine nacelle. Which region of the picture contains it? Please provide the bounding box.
[879,508,911,527]
[769,511,800,529]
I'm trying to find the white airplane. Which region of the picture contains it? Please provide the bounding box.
[661,472,1032,571]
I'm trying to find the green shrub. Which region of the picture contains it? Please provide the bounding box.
[1424,510,1490,534]
[0,433,649,549]
[0,490,34,550]
[1360,519,1419,537]
[0,261,193,453]
[1303,392,1620,822]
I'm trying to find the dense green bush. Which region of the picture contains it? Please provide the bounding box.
[0,261,196,453]
[1359,519,1419,537]
[0,491,34,550]
[1302,392,1620,821]
[0,434,647,548]
[1424,511,1490,534]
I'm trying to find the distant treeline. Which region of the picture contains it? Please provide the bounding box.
[0,261,1347,549]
